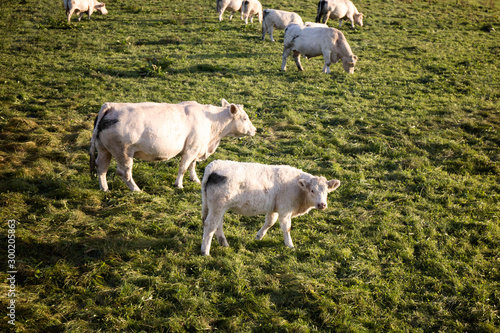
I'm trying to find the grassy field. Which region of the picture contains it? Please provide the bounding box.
[0,0,499,331]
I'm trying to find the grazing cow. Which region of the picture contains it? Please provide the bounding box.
[217,0,244,21]
[241,0,263,24]
[89,100,257,191]
[262,9,304,42]
[315,0,364,28]
[281,23,358,74]
[64,0,108,24]
[201,160,341,256]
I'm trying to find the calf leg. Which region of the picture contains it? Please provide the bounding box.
[215,223,229,247]
[67,9,76,23]
[281,47,292,71]
[279,213,294,248]
[256,212,279,240]
[322,49,332,74]
[96,148,112,192]
[116,153,141,191]
[268,26,275,42]
[201,208,226,256]
[262,21,268,40]
[218,9,225,21]
[293,51,304,71]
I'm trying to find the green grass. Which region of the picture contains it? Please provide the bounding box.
[0,0,499,331]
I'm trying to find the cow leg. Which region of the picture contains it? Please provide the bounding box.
[96,148,112,192]
[281,47,291,71]
[215,223,229,247]
[268,26,275,42]
[256,212,279,240]
[188,160,201,184]
[175,153,196,188]
[323,12,330,24]
[279,213,294,248]
[338,19,343,28]
[201,208,226,256]
[219,8,225,21]
[262,21,267,40]
[78,12,83,21]
[67,9,76,23]
[293,51,304,71]
[116,153,141,191]
[322,50,332,74]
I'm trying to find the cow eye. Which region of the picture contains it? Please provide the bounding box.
[311,189,315,194]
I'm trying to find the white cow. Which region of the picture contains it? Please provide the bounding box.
[216,0,243,21]
[262,9,304,42]
[241,0,263,24]
[64,0,108,24]
[89,100,257,191]
[281,23,358,74]
[201,160,341,256]
[315,0,364,28]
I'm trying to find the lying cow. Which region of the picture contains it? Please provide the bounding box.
[217,0,243,21]
[89,100,256,191]
[315,0,364,28]
[241,0,263,24]
[201,160,341,256]
[262,9,304,42]
[64,0,108,24]
[281,23,358,74]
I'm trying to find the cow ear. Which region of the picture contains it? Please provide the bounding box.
[298,179,309,191]
[221,99,230,107]
[327,179,341,192]
[230,104,239,116]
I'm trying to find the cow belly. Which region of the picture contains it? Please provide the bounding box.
[229,193,275,216]
[132,139,186,161]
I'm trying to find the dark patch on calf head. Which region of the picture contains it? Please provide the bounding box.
[205,172,227,189]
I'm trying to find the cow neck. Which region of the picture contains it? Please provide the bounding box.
[208,108,233,148]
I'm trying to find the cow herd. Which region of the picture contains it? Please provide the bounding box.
[82,0,365,255]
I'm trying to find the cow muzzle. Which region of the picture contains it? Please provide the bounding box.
[317,202,327,210]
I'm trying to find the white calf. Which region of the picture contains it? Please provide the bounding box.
[241,0,263,24]
[262,9,304,41]
[64,0,107,23]
[281,23,358,74]
[201,160,341,255]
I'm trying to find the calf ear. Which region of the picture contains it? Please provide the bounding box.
[327,179,341,192]
[230,104,239,116]
[298,179,309,191]
[221,99,230,107]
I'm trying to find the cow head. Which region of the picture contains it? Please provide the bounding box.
[298,177,341,210]
[222,99,257,138]
[342,54,358,74]
[354,13,364,27]
[96,2,108,15]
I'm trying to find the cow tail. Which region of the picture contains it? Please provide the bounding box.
[89,103,110,177]
[315,0,324,23]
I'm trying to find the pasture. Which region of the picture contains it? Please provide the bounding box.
[0,0,499,331]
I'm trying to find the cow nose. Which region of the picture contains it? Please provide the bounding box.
[317,202,326,210]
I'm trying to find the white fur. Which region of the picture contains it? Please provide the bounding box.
[262,9,304,42]
[241,0,263,24]
[315,0,364,28]
[201,160,341,256]
[281,23,358,74]
[89,100,256,191]
[216,0,244,21]
[64,0,107,23]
